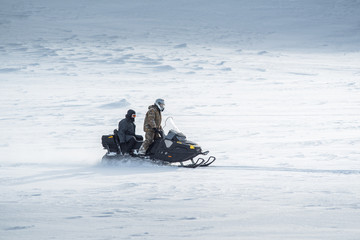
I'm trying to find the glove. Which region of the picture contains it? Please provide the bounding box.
[153,128,164,138]
[135,135,143,141]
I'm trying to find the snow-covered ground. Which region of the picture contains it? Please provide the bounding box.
[1,0,360,239]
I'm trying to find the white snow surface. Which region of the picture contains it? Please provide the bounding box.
[1,0,360,239]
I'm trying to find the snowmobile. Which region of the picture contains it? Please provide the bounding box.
[101,117,216,168]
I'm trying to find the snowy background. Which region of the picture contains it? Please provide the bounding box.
[1,0,360,239]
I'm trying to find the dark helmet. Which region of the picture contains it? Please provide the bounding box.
[125,109,136,119]
[155,98,165,112]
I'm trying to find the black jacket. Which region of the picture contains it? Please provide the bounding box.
[118,118,136,143]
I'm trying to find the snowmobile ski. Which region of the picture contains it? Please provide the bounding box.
[199,156,216,167]
[178,158,205,168]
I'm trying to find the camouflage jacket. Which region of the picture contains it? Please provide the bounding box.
[143,105,162,132]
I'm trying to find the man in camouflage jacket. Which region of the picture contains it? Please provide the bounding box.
[138,99,165,155]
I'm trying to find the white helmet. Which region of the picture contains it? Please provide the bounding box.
[155,98,165,112]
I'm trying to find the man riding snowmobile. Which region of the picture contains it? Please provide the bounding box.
[118,109,143,155]
[137,99,165,155]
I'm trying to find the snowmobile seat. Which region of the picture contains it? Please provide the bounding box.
[101,134,120,153]
[113,129,122,153]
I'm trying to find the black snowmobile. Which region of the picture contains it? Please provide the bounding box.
[101,117,216,168]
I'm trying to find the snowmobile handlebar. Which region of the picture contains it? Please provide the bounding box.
[153,128,165,138]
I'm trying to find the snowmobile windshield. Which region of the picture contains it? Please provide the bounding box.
[163,117,187,140]
[163,117,181,133]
